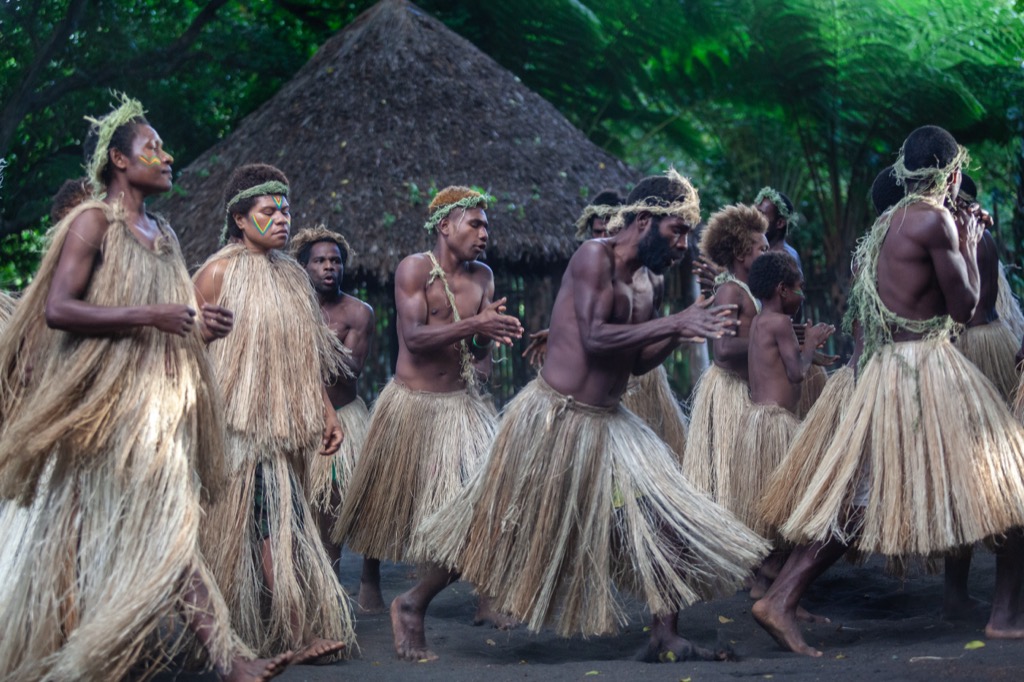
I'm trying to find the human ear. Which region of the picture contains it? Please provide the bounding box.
[109,147,130,172]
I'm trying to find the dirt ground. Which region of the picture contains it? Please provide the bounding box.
[162,546,1022,682]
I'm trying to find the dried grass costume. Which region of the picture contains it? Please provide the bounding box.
[778,152,1024,555]
[306,395,370,527]
[955,320,1019,405]
[731,404,801,537]
[681,278,755,499]
[197,244,354,658]
[622,365,688,463]
[416,377,766,637]
[0,201,236,681]
[334,379,497,561]
[997,261,1024,343]
[796,364,828,419]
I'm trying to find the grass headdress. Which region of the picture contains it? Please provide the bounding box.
[83,92,147,197]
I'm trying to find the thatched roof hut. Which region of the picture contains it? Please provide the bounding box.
[159,0,633,279]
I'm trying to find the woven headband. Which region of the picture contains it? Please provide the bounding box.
[220,180,290,244]
[424,194,492,233]
[83,92,147,197]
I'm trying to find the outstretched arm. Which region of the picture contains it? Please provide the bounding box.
[46,208,196,336]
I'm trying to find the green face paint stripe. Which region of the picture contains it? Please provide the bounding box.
[138,155,161,166]
[272,195,285,209]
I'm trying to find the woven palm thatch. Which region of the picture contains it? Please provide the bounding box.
[157,0,632,278]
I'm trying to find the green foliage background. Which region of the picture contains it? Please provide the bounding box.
[2,0,1023,323]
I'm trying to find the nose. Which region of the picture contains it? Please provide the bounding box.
[162,149,174,165]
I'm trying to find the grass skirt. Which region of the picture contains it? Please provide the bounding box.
[760,367,855,530]
[955,321,1019,405]
[997,262,1024,343]
[306,397,370,533]
[201,433,354,659]
[796,364,828,419]
[682,364,751,499]
[416,377,767,638]
[730,404,800,537]
[335,379,496,562]
[780,339,1024,556]
[623,366,688,463]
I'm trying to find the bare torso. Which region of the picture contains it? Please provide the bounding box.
[321,293,374,409]
[394,253,492,393]
[875,201,978,339]
[712,281,759,380]
[967,231,998,328]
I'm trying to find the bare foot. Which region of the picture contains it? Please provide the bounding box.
[473,598,519,630]
[752,598,823,657]
[293,638,346,665]
[985,617,1024,639]
[223,652,293,681]
[359,580,386,614]
[639,631,728,663]
[391,594,438,662]
[796,605,830,624]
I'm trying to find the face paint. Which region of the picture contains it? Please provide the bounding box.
[272,195,285,209]
[251,214,273,235]
[138,154,161,166]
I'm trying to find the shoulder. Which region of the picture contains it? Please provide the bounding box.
[395,253,433,290]
[568,239,614,274]
[342,293,375,323]
[464,259,495,286]
[714,280,744,303]
[897,202,957,247]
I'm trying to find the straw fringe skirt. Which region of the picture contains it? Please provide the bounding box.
[682,364,751,499]
[335,380,496,562]
[760,367,855,529]
[730,404,800,537]
[997,262,1024,343]
[416,377,768,638]
[306,398,370,524]
[955,321,1019,405]
[796,364,828,419]
[780,339,1024,556]
[201,435,354,659]
[623,366,688,462]
[0,437,237,682]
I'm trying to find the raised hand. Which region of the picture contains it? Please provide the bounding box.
[200,303,234,342]
[474,297,524,346]
[521,328,549,369]
[150,304,197,336]
[805,322,835,349]
[953,202,984,248]
[671,295,739,342]
[692,257,722,296]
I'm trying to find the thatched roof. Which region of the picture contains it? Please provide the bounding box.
[157,0,633,281]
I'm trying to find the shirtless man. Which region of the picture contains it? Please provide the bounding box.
[755,187,802,272]
[419,171,767,662]
[290,226,378,606]
[336,186,523,661]
[754,125,1024,656]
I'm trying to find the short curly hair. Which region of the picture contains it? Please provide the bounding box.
[223,163,289,241]
[748,251,801,300]
[290,224,353,267]
[50,176,91,224]
[698,204,768,268]
[870,165,904,216]
[428,186,487,215]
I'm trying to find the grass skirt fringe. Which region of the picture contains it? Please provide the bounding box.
[306,397,370,524]
[730,404,800,537]
[201,434,354,659]
[416,377,767,638]
[334,379,496,561]
[623,365,688,463]
[682,364,751,499]
[760,367,855,530]
[796,364,828,419]
[780,339,1024,556]
[955,321,1019,405]
[997,262,1024,343]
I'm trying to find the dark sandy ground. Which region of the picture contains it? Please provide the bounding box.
[163,546,1022,682]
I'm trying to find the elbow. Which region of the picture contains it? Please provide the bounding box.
[44,301,68,330]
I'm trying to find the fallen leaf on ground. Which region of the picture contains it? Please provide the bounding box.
[585,671,600,676]
[964,640,985,650]
[718,615,733,624]
[485,639,496,646]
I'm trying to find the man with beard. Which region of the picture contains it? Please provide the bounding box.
[290,226,378,607]
[417,170,767,662]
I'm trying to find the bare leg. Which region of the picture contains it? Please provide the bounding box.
[390,562,458,661]
[259,538,346,665]
[752,537,848,657]
[986,528,1024,638]
[359,557,386,613]
[182,570,294,681]
[641,611,727,663]
[313,486,343,578]
[750,550,787,599]
[944,545,978,620]
[472,594,518,629]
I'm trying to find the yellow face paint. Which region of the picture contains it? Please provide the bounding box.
[138,154,161,166]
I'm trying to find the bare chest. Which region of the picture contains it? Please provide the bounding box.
[426,277,481,323]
